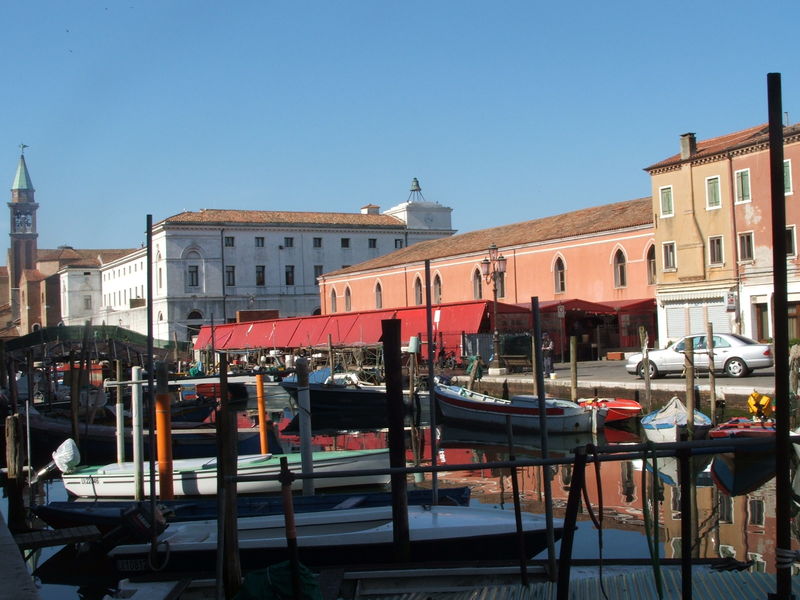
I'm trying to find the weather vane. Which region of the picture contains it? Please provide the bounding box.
[19,143,29,154]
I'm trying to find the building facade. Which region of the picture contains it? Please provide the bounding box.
[646,124,800,345]
[60,181,455,342]
[319,198,657,353]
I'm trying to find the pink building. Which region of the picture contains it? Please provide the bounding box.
[319,198,656,354]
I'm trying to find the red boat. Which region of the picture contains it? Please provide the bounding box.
[708,417,776,439]
[578,397,642,423]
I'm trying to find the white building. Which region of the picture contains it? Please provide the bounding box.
[61,180,455,342]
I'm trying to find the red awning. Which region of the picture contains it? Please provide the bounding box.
[434,302,489,335]
[538,298,616,315]
[288,315,332,348]
[602,298,656,312]
[318,314,360,346]
[341,310,398,345]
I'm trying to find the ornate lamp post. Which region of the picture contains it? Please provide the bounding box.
[481,244,507,374]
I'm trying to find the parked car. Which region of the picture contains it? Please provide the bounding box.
[626,333,773,378]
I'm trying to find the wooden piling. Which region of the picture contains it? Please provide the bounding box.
[255,374,268,454]
[569,336,577,402]
[707,322,717,425]
[685,343,695,440]
[383,318,410,562]
[155,362,174,500]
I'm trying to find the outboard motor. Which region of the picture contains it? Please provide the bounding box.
[32,438,81,483]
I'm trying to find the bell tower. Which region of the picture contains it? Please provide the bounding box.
[8,145,38,319]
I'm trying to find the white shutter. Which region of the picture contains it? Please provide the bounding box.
[666,306,685,339]
[707,304,731,334]
[689,305,705,333]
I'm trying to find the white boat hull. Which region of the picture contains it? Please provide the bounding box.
[61,449,390,498]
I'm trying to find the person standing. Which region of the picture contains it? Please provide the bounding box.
[542,331,554,376]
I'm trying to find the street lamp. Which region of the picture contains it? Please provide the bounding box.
[481,244,507,373]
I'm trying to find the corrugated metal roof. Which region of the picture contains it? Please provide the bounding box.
[356,568,800,600]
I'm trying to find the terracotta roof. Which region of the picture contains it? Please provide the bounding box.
[327,197,652,276]
[22,269,46,282]
[159,209,405,228]
[645,123,800,171]
[37,248,135,267]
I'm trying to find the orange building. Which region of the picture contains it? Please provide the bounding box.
[319,198,657,354]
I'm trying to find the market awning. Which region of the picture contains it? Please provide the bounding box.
[287,315,332,348]
[538,298,617,315]
[341,310,398,345]
[602,298,656,312]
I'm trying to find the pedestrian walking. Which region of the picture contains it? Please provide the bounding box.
[542,331,554,376]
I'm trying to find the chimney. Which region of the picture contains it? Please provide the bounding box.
[680,132,696,160]
[361,204,380,215]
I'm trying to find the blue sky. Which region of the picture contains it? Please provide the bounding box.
[2,1,799,251]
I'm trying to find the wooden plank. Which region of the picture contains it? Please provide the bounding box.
[13,525,101,550]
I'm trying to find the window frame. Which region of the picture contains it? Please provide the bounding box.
[283,237,294,248]
[255,265,265,286]
[340,238,350,249]
[734,168,751,204]
[395,239,404,249]
[646,245,657,285]
[187,264,199,287]
[255,236,265,247]
[662,241,677,271]
[375,282,383,309]
[787,225,797,257]
[706,175,722,210]
[313,237,323,248]
[785,159,793,196]
[285,264,295,286]
[472,269,483,300]
[554,257,566,293]
[659,185,674,218]
[368,238,377,249]
[708,235,724,266]
[224,236,235,247]
[225,265,236,286]
[738,231,754,262]
[313,265,323,285]
[613,249,627,288]
[433,275,442,304]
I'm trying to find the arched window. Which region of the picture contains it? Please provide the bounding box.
[375,283,383,309]
[187,310,203,320]
[646,245,656,285]
[614,249,627,288]
[330,289,337,313]
[554,257,566,293]
[473,269,483,300]
[345,287,352,312]
[414,278,423,306]
[433,275,442,304]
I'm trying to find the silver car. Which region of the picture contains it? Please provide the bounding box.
[626,333,773,378]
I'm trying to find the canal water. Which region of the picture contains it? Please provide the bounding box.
[8,388,799,598]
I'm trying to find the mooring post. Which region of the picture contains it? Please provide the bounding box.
[115,360,125,463]
[255,373,268,454]
[570,336,578,402]
[685,343,695,441]
[383,318,410,561]
[707,322,717,426]
[131,366,144,501]
[556,445,588,600]
[217,354,241,598]
[678,435,692,600]
[155,361,174,499]
[296,357,314,496]
[279,457,302,600]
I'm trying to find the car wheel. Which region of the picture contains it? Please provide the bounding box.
[637,361,659,379]
[724,357,750,378]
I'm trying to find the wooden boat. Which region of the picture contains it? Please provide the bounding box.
[577,397,642,423]
[711,446,775,496]
[435,384,605,434]
[60,449,391,498]
[640,396,711,443]
[108,504,563,578]
[708,417,776,439]
[32,486,471,532]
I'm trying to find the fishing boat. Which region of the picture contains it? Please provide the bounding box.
[32,486,472,532]
[435,384,605,434]
[709,417,776,439]
[60,449,391,498]
[640,396,712,443]
[577,397,642,423]
[108,504,563,578]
